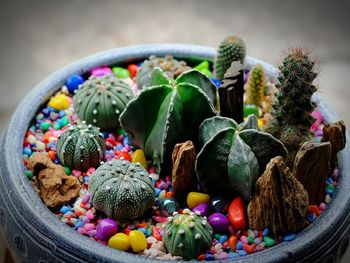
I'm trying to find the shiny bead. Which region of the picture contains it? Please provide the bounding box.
[187,192,210,210]
[159,198,179,217]
[66,74,84,93]
[129,230,147,253]
[96,219,118,241]
[48,94,70,110]
[108,233,130,251]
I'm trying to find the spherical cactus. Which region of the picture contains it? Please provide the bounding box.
[89,159,155,220]
[73,74,134,130]
[214,35,246,81]
[163,209,213,259]
[56,122,106,171]
[245,63,266,107]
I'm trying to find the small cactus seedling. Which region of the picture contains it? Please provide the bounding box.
[89,159,155,220]
[56,122,105,171]
[196,115,287,203]
[214,35,246,81]
[245,63,267,108]
[120,68,217,173]
[73,74,134,130]
[265,48,318,167]
[163,209,213,259]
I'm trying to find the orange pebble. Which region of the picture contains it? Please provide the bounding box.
[228,235,238,251]
[48,150,56,161]
[309,205,321,216]
[124,228,132,235]
[165,192,174,198]
[137,222,148,229]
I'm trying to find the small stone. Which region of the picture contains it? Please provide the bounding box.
[208,213,229,233]
[66,74,84,93]
[36,141,45,150]
[48,94,70,110]
[187,192,210,210]
[24,170,33,180]
[192,203,209,216]
[108,233,131,251]
[129,230,147,253]
[96,219,118,241]
[243,104,259,117]
[112,67,131,79]
[209,196,229,213]
[132,149,148,169]
[228,197,246,231]
[159,198,179,217]
[263,236,276,247]
[283,233,296,241]
[40,122,51,131]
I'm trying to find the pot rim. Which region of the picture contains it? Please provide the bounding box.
[0,44,349,262]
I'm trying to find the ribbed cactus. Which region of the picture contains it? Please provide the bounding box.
[196,115,287,203]
[214,35,246,81]
[245,63,266,107]
[163,209,213,259]
[265,48,318,167]
[89,159,155,220]
[56,122,105,171]
[120,68,217,173]
[73,74,134,130]
[135,55,190,89]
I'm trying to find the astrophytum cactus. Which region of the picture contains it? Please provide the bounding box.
[89,159,155,220]
[196,115,288,203]
[163,209,213,259]
[120,68,217,172]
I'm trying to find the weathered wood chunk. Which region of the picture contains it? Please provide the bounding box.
[172,141,197,203]
[293,141,331,204]
[248,156,308,236]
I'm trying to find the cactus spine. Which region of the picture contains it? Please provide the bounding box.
[245,63,266,107]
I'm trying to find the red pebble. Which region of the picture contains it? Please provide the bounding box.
[23,139,30,147]
[309,205,321,216]
[228,197,246,230]
[116,152,131,162]
[152,227,162,241]
[106,137,117,146]
[242,243,256,254]
[23,160,28,166]
[127,64,138,78]
[124,228,132,235]
[75,210,82,217]
[165,192,174,198]
[334,181,337,187]
[80,202,86,208]
[228,235,238,251]
[197,254,206,261]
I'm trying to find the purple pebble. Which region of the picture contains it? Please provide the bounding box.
[96,219,118,241]
[208,213,229,233]
[158,181,169,190]
[193,203,209,216]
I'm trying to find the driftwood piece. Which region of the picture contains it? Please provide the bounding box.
[218,61,244,123]
[171,141,197,203]
[248,156,308,236]
[293,142,331,204]
[28,153,80,208]
[322,121,346,170]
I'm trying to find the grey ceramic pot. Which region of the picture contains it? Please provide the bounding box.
[0,44,349,263]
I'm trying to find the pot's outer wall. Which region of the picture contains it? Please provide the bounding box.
[0,44,349,263]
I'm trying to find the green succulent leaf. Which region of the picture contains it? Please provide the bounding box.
[149,67,171,86]
[239,114,259,131]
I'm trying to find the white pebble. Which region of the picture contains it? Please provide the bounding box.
[36,141,45,150]
[27,135,37,144]
[150,173,159,180]
[325,194,331,204]
[159,190,166,200]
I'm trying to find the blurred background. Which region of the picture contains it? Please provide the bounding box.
[0,0,349,261]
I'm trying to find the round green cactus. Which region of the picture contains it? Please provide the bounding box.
[245,63,266,107]
[56,122,105,171]
[196,115,288,203]
[73,74,134,130]
[163,209,213,259]
[214,35,246,81]
[89,159,155,220]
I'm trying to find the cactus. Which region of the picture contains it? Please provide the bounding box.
[163,209,213,259]
[245,63,266,107]
[89,159,155,220]
[73,74,134,130]
[56,122,105,171]
[214,35,246,81]
[196,115,287,203]
[264,48,318,167]
[135,55,191,89]
[120,68,217,173]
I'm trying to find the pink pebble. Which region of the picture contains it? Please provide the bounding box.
[87,230,97,237]
[87,167,96,174]
[82,193,91,204]
[78,227,87,235]
[154,216,168,223]
[228,225,235,234]
[319,202,326,211]
[84,223,95,231]
[82,216,90,223]
[148,167,156,174]
[86,210,94,220]
[240,235,248,244]
[91,67,113,77]
[72,170,82,177]
[117,135,124,142]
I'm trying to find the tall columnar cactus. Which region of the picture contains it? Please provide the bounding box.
[214,35,246,81]
[89,159,155,220]
[245,63,266,107]
[264,48,318,167]
[56,122,106,171]
[120,68,217,173]
[73,74,134,130]
[135,55,191,89]
[196,115,287,203]
[163,209,213,259]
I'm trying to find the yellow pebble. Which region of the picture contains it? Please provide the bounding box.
[129,230,147,253]
[258,118,265,129]
[132,149,148,169]
[187,192,210,209]
[48,94,70,110]
[108,233,131,251]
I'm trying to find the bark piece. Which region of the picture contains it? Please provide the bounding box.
[28,153,80,208]
[322,121,346,170]
[248,156,308,236]
[171,141,197,203]
[293,141,331,204]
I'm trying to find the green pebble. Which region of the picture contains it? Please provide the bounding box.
[41,122,51,131]
[243,104,259,117]
[146,227,152,237]
[117,127,126,135]
[112,67,130,79]
[214,233,221,240]
[194,61,210,71]
[61,116,69,127]
[248,236,254,244]
[53,122,61,130]
[65,167,71,175]
[25,170,33,180]
[263,236,276,247]
[327,184,335,191]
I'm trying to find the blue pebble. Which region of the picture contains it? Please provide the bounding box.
[327,177,333,185]
[54,159,61,164]
[283,233,296,242]
[60,205,72,214]
[59,110,66,117]
[219,235,228,244]
[155,188,161,196]
[123,137,129,145]
[263,228,269,237]
[116,144,123,151]
[102,132,109,139]
[307,212,316,222]
[326,189,334,196]
[49,142,56,149]
[23,147,32,156]
[137,227,147,235]
[83,176,90,183]
[229,252,238,259]
[210,77,222,88]
[66,75,84,93]
[238,250,247,257]
[236,241,242,250]
[42,108,50,115]
[205,254,215,261]
[75,220,83,229]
